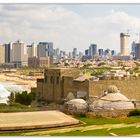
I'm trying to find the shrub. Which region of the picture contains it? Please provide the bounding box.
[14,91,36,105]
[9,102,27,108]
[0,103,7,107]
[8,92,15,103]
[128,109,140,116]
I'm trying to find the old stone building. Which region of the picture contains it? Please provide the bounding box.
[32,68,140,105]
[32,68,88,103]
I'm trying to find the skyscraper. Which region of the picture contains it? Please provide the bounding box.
[104,49,111,56]
[5,43,12,63]
[37,42,53,57]
[72,48,77,58]
[11,40,28,67]
[131,41,136,57]
[135,43,140,59]
[55,48,60,57]
[85,49,89,56]
[98,49,104,56]
[27,43,37,58]
[89,44,97,56]
[0,44,5,64]
[120,33,130,56]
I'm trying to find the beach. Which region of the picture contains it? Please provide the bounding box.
[0,73,39,91]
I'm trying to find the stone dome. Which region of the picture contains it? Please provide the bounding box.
[66,92,75,101]
[64,99,87,114]
[92,85,134,110]
[107,85,118,93]
[66,99,86,106]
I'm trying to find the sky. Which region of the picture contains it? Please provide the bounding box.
[1,4,140,53]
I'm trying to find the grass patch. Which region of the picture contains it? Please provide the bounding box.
[110,126,140,136]
[0,103,42,113]
[74,115,140,125]
[51,128,109,136]
[50,126,140,136]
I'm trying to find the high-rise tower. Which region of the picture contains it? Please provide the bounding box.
[120,33,130,56]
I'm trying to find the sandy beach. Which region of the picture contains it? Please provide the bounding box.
[0,73,39,91]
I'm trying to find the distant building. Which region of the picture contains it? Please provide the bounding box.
[37,42,53,57]
[131,41,136,57]
[89,44,97,56]
[98,49,104,56]
[120,33,130,56]
[0,44,5,64]
[72,48,77,58]
[85,49,89,56]
[27,43,37,58]
[113,55,131,60]
[104,49,111,56]
[5,43,11,63]
[79,52,83,58]
[68,52,72,58]
[135,43,140,59]
[28,56,50,67]
[55,48,60,57]
[111,50,116,56]
[60,50,66,58]
[11,40,28,67]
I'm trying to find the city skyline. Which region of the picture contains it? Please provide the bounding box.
[1,4,140,52]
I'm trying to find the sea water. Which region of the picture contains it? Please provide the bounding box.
[0,81,29,104]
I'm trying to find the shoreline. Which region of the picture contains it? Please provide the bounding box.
[0,73,37,92]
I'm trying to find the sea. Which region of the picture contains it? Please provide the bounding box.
[0,81,29,104]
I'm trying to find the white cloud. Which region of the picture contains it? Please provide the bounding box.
[0,5,140,53]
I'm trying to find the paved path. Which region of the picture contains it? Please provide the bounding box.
[0,111,79,130]
[24,122,140,136]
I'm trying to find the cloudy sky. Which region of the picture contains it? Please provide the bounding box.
[0,4,140,53]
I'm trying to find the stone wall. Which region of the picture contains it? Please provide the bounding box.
[86,110,132,118]
[63,77,89,98]
[89,79,140,100]
[32,68,140,103]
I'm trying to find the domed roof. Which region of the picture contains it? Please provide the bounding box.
[93,100,134,110]
[65,99,87,114]
[66,92,75,101]
[93,85,134,110]
[107,85,118,93]
[66,99,86,105]
[101,93,129,101]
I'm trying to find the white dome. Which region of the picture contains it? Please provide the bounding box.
[66,92,75,101]
[101,93,130,101]
[66,99,86,105]
[93,85,134,110]
[93,100,134,110]
[65,99,87,111]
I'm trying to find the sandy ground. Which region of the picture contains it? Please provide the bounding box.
[0,111,79,130]
[0,73,37,91]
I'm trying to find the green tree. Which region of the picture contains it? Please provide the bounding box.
[8,92,15,103]
[98,62,106,67]
[15,91,36,105]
